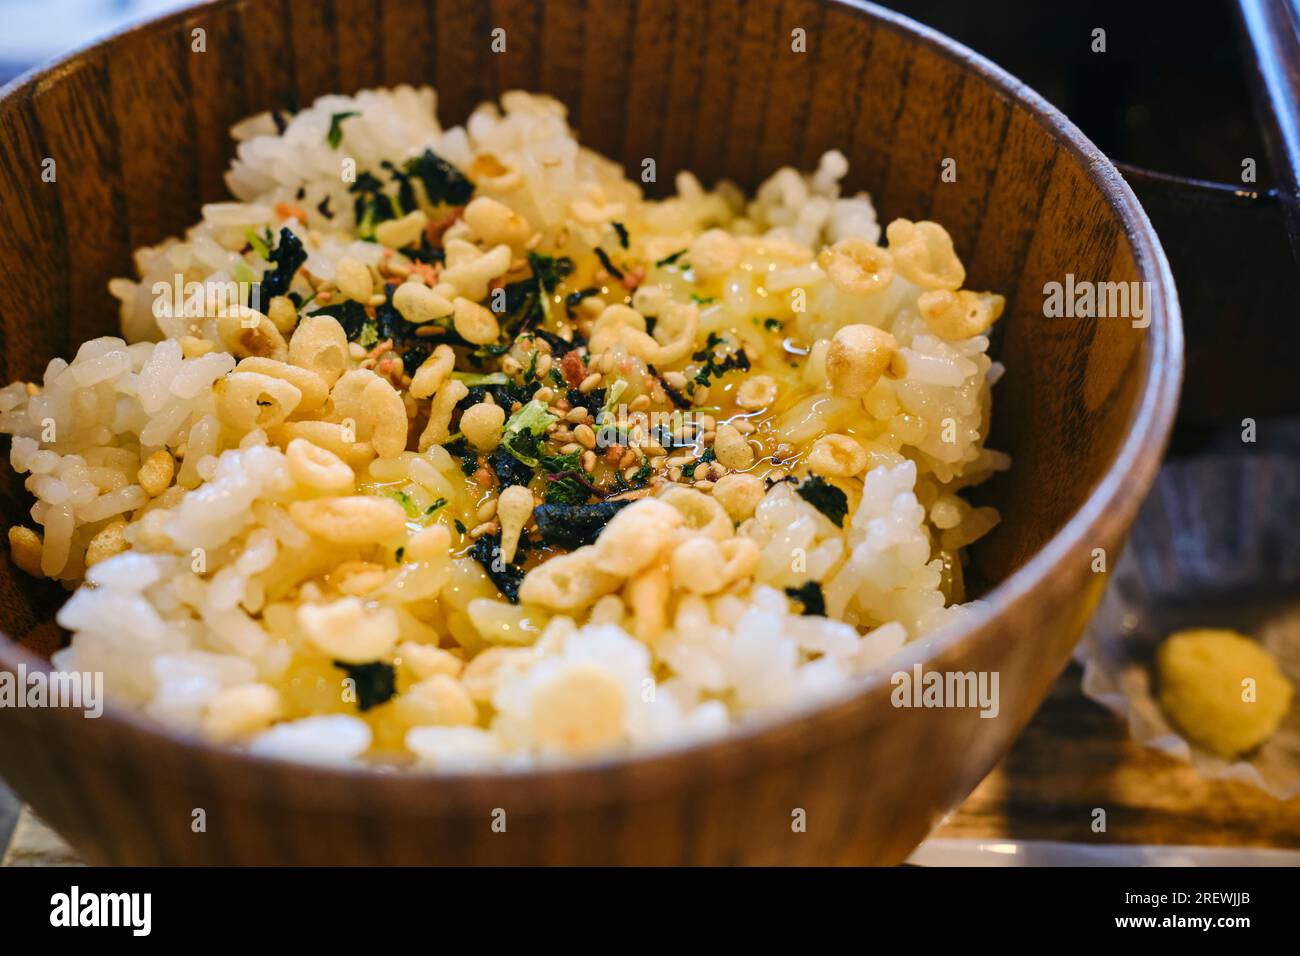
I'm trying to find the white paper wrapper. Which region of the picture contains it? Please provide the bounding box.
[1077,454,1300,799]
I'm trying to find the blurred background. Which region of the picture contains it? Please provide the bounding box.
[0,0,191,85]
[0,0,1270,180]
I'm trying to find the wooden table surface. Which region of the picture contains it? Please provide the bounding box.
[931,664,1300,850]
[4,664,1298,866]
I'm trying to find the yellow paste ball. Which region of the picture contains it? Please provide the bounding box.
[1156,628,1294,759]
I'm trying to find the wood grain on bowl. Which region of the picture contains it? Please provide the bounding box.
[0,0,1181,865]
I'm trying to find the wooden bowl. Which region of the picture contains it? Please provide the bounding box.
[0,0,1182,865]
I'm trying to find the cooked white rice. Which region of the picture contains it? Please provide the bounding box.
[1,86,1009,769]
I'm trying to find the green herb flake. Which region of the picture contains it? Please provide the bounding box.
[540,451,582,473]
[244,226,273,260]
[528,251,575,293]
[654,249,687,267]
[444,438,479,477]
[602,378,628,415]
[681,446,716,480]
[356,201,377,239]
[327,111,360,149]
[501,399,558,468]
[387,489,420,519]
[544,475,591,505]
[539,451,589,505]
[472,341,512,359]
[692,335,751,388]
[616,457,653,491]
[451,371,510,386]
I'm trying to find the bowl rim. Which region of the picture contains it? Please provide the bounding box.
[0,0,1183,797]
